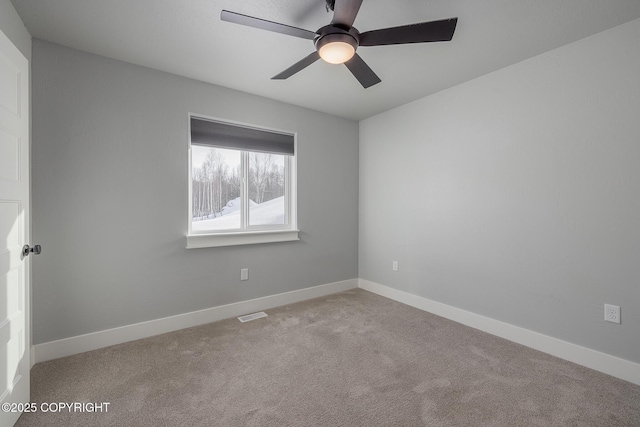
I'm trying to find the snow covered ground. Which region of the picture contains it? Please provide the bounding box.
[218,197,257,216]
[192,196,285,231]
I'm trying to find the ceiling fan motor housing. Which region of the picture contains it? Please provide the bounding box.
[314,25,360,54]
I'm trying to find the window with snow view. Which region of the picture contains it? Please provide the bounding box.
[187,116,298,248]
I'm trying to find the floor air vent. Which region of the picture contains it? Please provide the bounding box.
[237,312,268,323]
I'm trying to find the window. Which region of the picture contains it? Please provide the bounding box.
[187,116,298,248]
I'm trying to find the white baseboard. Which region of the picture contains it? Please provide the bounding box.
[33,277,640,386]
[34,278,358,363]
[358,279,640,386]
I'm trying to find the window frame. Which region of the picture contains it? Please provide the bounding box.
[186,114,299,249]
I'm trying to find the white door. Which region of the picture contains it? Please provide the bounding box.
[0,28,30,427]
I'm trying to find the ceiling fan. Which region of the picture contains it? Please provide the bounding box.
[221,0,458,88]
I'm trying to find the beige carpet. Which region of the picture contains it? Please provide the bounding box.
[16,289,640,426]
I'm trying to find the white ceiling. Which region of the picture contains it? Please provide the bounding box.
[12,0,640,121]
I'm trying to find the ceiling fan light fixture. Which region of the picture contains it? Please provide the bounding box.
[319,42,355,64]
[316,33,357,64]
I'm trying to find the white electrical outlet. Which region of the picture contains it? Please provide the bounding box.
[392,261,398,272]
[240,268,249,281]
[604,304,620,324]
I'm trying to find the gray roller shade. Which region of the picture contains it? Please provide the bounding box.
[191,117,294,155]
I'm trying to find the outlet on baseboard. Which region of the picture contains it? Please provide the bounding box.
[604,304,620,324]
[240,268,249,281]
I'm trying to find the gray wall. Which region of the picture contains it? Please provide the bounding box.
[360,18,640,363]
[31,40,359,344]
[0,0,30,59]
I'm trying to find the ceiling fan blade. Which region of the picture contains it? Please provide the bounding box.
[344,53,381,88]
[221,10,316,40]
[359,18,458,46]
[272,51,321,80]
[331,0,363,28]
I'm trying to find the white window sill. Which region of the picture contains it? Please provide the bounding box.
[186,229,300,249]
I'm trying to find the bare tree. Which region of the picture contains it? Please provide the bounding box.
[193,149,234,220]
[250,153,275,204]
